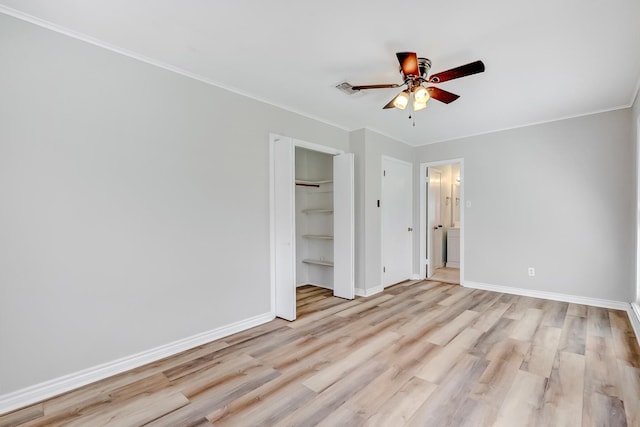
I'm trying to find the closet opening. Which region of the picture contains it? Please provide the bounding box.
[270,134,354,321]
[295,147,336,313]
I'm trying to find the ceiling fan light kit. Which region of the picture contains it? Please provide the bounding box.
[392,91,410,110]
[338,51,485,113]
[413,99,427,111]
[413,86,429,103]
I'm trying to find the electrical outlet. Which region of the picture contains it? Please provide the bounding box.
[528,267,535,277]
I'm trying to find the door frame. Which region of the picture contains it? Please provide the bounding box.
[419,158,465,283]
[426,167,443,277]
[380,155,414,288]
[269,133,345,319]
[637,115,640,304]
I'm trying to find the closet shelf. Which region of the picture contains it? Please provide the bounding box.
[302,234,333,240]
[302,208,333,214]
[302,259,334,267]
[295,179,333,185]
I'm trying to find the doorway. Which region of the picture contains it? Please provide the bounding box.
[270,135,355,321]
[419,159,464,285]
[381,156,413,287]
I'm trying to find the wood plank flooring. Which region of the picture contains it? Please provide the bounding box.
[429,267,460,285]
[2,281,639,426]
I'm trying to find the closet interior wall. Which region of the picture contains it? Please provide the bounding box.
[295,147,334,290]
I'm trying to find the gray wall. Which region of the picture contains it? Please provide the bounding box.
[349,130,367,292]
[0,14,349,394]
[416,109,635,302]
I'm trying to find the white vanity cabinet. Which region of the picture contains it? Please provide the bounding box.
[446,228,460,268]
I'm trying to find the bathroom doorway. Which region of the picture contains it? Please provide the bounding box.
[419,159,464,285]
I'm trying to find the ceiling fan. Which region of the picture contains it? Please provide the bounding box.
[338,52,485,111]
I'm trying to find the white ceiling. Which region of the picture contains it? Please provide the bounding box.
[2,0,639,146]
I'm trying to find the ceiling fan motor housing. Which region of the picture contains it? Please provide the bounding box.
[417,58,432,80]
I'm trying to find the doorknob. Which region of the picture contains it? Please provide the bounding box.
[408,227,413,232]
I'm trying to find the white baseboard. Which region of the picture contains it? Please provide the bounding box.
[410,274,422,280]
[464,281,640,346]
[463,281,630,311]
[297,282,333,291]
[445,262,460,268]
[355,285,384,297]
[629,303,640,346]
[0,312,275,415]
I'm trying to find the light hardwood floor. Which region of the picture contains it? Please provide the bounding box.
[2,281,639,426]
[430,267,460,284]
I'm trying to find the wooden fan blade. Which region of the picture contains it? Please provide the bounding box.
[382,96,397,109]
[382,90,410,109]
[396,52,419,76]
[427,87,460,104]
[428,60,485,83]
[352,83,401,90]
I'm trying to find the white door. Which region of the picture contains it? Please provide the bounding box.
[271,137,296,320]
[333,153,355,299]
[382,157,413,287]
[426,168,442,278]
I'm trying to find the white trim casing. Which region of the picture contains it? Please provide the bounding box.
[356,280,422,297]
[355,286,384,297]
[464,280,630,310]
[465,280,640,347]
[413,105,635,147]
[0,6,634,150]
[629,303,640,346]
[292,138,343,156]
[297,282,334,291]
[636,115,640,306]
[419,163,427,280]
[0,312,274,415]
[0,6,350,135]
[269,134,279,321]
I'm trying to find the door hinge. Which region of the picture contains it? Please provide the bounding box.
[383,266,386,273]
[377,200,380,207]
[383,170,386,177]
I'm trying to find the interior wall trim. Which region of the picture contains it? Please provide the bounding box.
[0,6,349,134]
[0,312,275,415]
[463,280,630,310]
[630,302,640,346]
[464,281,640,346]
[298,282,334,291]
[355,285,383,298]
